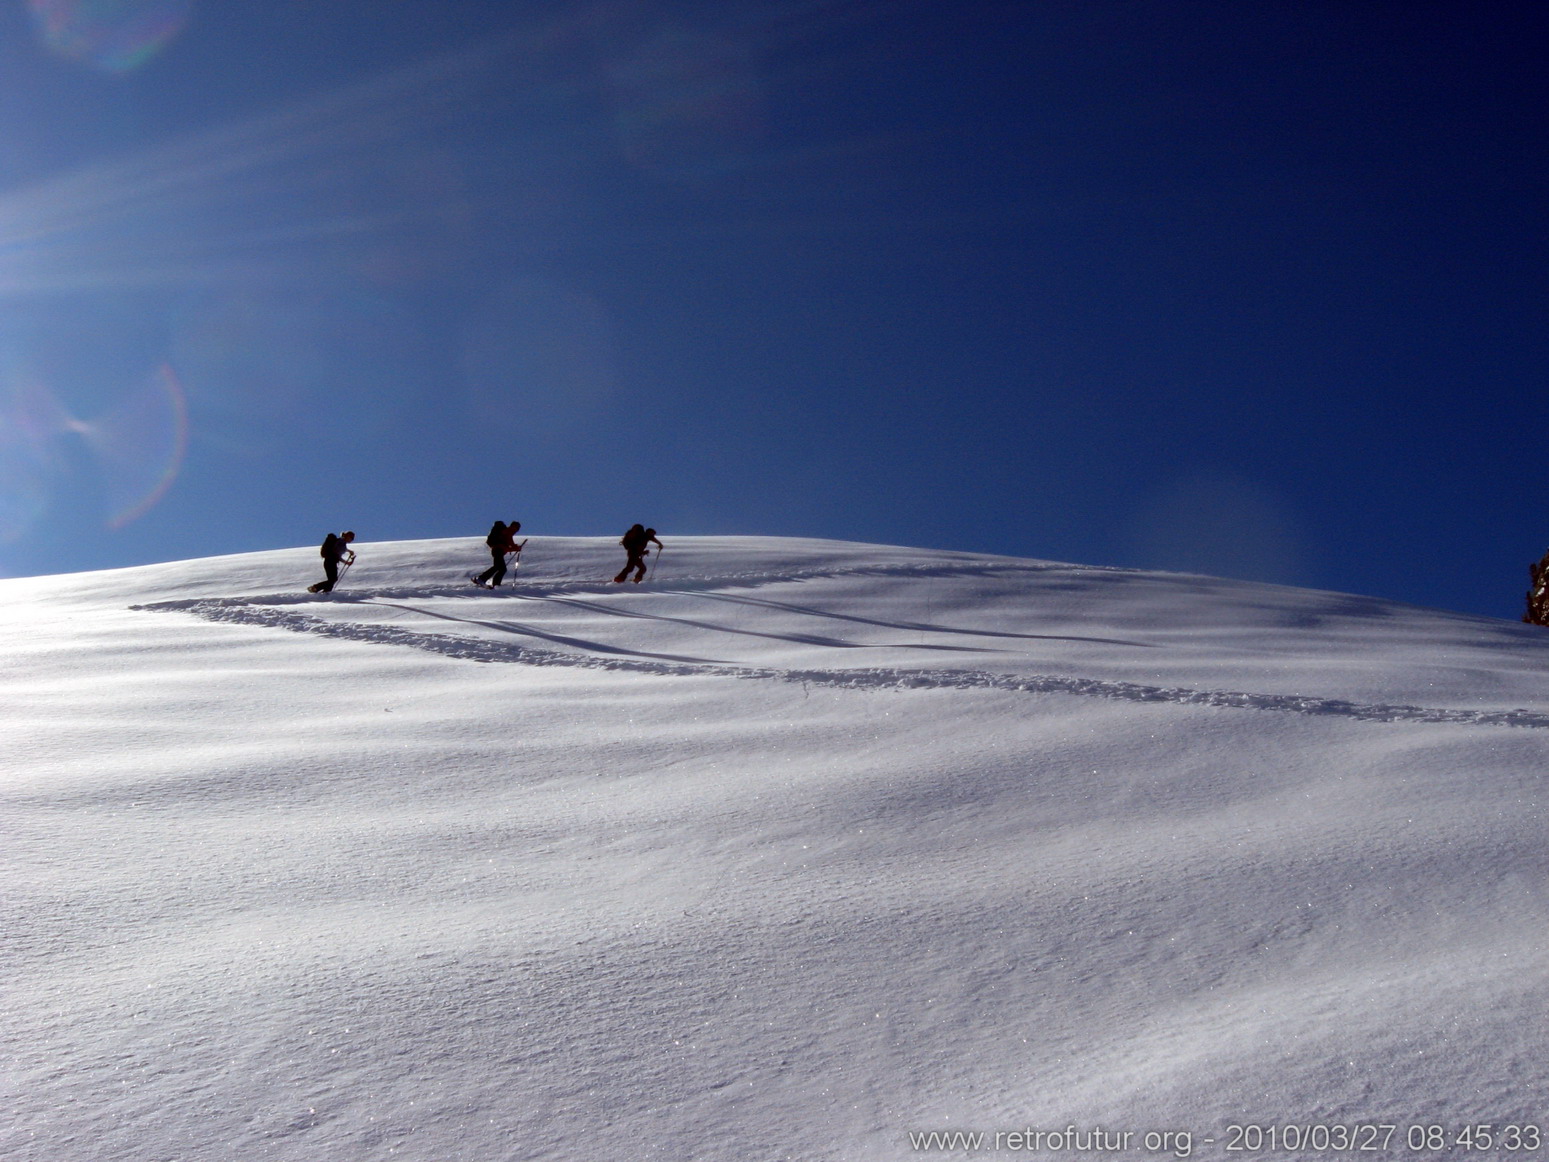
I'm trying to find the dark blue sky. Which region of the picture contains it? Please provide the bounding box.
[1,1,1545,618]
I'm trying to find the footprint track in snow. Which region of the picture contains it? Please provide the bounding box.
[134,585,1549,731]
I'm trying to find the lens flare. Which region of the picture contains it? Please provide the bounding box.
[461,278,619,440]
[72,364,189,529]
[0,379,68,543]
[170,285,423,450]
[604,25,766,180]
[27,0,195,73]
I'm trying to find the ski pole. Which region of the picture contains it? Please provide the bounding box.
[647,541,664,582]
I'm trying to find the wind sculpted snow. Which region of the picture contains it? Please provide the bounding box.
[5,536,1548,1160]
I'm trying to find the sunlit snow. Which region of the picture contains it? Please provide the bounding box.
[5,536,1545,1160]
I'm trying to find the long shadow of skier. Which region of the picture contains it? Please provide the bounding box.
[370,601,730,665]
[516,593,993,654]
[666,590,1158,649]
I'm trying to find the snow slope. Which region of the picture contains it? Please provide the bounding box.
[4,535,1546,1161]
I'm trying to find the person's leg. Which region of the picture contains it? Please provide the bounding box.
[477,547,502,586]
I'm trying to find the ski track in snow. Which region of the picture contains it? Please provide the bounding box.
[133,562,1549,732]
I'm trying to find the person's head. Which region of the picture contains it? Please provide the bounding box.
[510,520,520,531]
[645,528,656,537]
[342,531,355,542]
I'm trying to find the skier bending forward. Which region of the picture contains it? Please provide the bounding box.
[614,524,662,584]
[308,531,355,593]
[474,520,522,588]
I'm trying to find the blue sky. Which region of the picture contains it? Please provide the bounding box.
[0,1,1544,619]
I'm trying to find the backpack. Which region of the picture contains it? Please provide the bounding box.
[486,521,507,549]
[321,533,339,559]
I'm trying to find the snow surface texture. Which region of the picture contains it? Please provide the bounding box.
[5,535,1547,1161]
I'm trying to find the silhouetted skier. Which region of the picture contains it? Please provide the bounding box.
[614,524,661,584]
[308,531,355,593]
[474,520,522,588]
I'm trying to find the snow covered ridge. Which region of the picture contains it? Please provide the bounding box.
[126,533,1549,728]
[6,535,1548,1161]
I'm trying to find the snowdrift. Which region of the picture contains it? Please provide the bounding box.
[4,535,1546,1161]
